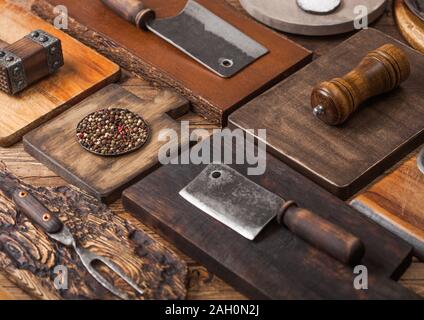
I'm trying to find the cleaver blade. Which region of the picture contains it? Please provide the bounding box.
[147,0,269,78]
[179,163,282,240]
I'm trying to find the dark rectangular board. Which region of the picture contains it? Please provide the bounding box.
[229,29,424,200]
[123,133,419,299]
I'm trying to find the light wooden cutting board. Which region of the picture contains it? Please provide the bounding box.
[0,0,120,147]
[351,147,424,261]
[23,84,190,203]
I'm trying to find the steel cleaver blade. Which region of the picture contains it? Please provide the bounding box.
[179,163,283,240]
[147,0,269,78]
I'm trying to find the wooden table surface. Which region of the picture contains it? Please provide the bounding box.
[0,0,424,299]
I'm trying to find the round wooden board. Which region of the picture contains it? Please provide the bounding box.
[239,0,388,36]
[394,0,424,53]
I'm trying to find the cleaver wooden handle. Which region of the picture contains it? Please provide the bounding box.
[279,202,365,265]
[311,44,410,125]
[101,0,155,29]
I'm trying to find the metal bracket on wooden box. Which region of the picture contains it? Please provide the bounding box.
[0,29,64,95]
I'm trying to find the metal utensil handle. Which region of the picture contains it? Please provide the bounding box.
[101,0,155,29]
[278,201,365,266]
[13,189,63,234]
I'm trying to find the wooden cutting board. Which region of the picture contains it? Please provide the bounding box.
[23,84,190,203]
[31,0,312,124]
[351,147,424,261]
[0,163,188,300]
[229,28,424,200]
[122,133,419,299]
[0,0,120,147]
[394,0,424,53]
[240,0,387,36]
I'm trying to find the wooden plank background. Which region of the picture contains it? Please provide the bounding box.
[0,75,423,300]
[0,0,423,299]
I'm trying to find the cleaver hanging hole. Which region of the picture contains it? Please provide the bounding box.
[219,58,234,68]
[211,171,222,179]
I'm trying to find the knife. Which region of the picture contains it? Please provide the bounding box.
[4,184,145,299]
[179,163,365,266]
[101,0,268,78]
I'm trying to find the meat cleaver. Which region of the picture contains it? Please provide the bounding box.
[101,0,268,78]
[179,163,365,265]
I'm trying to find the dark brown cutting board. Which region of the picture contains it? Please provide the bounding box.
[122,133,419,299]
[0,163,188,300]
[229,28,424,200]
[0,0,120,147]
[351,147,424,261]
[23,84,190,203]
[31,0,312,124]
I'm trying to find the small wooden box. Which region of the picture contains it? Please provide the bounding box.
[0,29,64,95]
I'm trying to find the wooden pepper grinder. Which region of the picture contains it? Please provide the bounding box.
[311,44,411,126]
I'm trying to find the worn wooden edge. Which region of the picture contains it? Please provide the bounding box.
[31,0,224,124]
[394,0,424,54]
[351,196,424,262]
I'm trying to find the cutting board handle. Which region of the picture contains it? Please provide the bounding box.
[101,0,155,30]
[279,202,365,265]
[311,44,411,125]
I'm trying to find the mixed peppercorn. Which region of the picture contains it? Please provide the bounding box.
[76,108,149,156]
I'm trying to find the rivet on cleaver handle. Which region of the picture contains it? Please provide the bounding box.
[101,0,269,78]
[12,189,63,234]
[180,164,365,266]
